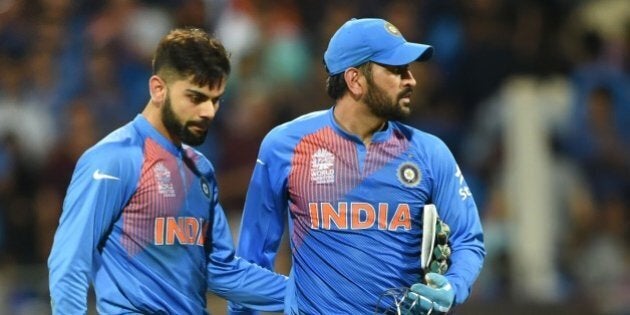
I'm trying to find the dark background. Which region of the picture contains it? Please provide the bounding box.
[0,0,628,314]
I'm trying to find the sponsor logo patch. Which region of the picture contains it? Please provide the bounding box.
[92,169,120,181]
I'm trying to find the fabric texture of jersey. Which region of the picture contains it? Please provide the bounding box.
[230,108,485,314]
[49,115,286,314]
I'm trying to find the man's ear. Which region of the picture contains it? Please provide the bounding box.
[344,68,365,98]
[149,75,167,105]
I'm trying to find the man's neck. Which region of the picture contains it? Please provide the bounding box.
[333,100,386,147]
[141,105,181,147]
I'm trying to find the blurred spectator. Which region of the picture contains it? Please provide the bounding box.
[0,1,628,314]
[34,99,99,262]
[576,87,630,207]
[450,0,513,126]
[215,90,274,214]
[215,0,261,73]
[0,133,38,265]
[77,45,133,136]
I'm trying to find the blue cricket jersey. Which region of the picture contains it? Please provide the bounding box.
[48,115,286,314]
[231,108,485,314]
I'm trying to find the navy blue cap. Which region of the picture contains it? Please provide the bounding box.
[324,18,434,75]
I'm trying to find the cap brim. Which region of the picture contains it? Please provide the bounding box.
[371,42,433,66]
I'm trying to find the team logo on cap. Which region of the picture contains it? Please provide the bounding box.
[397,162,421,187]
[384,22,401,36]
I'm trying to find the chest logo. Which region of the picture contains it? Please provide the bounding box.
[398,162,421,187]
[154,162,176,197]
[200,177,212,200]
[311,148,335,184]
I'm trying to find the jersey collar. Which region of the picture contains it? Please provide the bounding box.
[327,107,393,144]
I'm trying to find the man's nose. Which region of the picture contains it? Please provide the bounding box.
[403,69,417,87]
[199,100,219,120]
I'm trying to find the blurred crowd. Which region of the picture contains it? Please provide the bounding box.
[0,0,628,314]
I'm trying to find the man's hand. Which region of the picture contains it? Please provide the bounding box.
[402,273,455,315]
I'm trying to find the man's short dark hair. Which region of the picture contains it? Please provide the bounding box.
[152,28,230,88]
[326,62,373,100]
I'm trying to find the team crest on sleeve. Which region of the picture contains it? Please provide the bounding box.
[311,148,335,184]
[397,162,421,187]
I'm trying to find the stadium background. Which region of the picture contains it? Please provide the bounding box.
[0,0,628,314]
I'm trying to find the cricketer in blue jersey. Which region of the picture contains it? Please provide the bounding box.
[48,28,286,314]
[229,19,485,314]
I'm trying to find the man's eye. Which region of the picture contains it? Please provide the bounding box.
[393,66,407,75]
[190,94,206,104]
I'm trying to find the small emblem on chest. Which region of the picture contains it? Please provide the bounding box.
[200,177,212,200]
[310,148,335,184]
[397,162,421,187]
[154,162,176,197]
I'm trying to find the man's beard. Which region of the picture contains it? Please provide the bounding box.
[161,95,208,146]
[364,77,412,121]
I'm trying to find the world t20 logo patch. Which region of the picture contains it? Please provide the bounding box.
[397,162,421,187]
[311,148,335,184]
[154,162,175,197]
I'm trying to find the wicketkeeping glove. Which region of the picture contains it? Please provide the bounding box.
[401,273,455,315]
[426,218,451,275]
